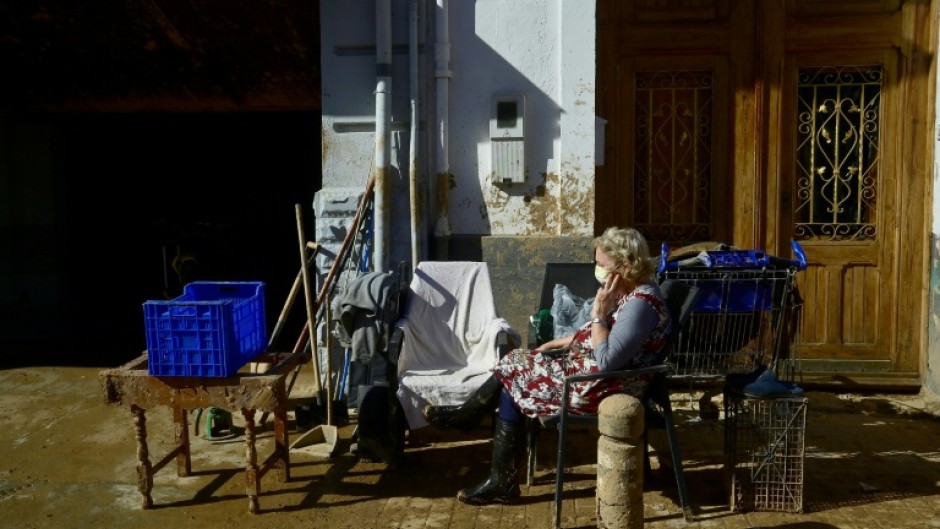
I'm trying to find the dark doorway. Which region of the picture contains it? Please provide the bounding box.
[3,110,320,367]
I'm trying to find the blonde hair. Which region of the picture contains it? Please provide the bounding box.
[593,227,654,283]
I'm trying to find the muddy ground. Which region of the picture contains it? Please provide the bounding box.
[2,365,940,529]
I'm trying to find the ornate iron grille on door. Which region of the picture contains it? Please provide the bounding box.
[633,70,714,243]
[794,65,881,241]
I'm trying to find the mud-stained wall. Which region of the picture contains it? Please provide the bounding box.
[928,12,940,399]
[448,0,597,237]
[928,218,940,398]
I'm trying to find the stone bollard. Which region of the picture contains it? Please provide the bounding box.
[596,393,645,529]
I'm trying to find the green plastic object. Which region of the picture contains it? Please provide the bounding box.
[202,407,235,440]
[532,308,554,345]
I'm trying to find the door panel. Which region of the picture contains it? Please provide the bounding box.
[794,243,888,358]
[616,57,731,244]
[597,0,933,388]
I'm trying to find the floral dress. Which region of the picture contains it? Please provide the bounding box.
[493,284,671,418]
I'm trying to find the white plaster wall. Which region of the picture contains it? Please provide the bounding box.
[320,0,413,189]
[319,0,369,185]
[557,1,598,235]
[318,0,427,268]
[448,0,596,236]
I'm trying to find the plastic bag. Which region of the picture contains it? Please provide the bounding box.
[551,284,594,339]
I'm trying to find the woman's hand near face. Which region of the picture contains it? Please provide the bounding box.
[593,273,620,318]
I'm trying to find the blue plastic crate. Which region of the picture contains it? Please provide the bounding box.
[690,275,779,312]
[658,240,808,272]
[143,281,267,377]
[699,250,771,268]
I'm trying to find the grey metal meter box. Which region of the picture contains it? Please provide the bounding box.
[490,93,526,184]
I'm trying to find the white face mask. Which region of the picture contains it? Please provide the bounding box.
[594,264,610,284]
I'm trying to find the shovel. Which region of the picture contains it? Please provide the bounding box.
[255,244,318,426]
[289,204,339,457]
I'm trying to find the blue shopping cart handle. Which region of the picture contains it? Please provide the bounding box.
[764,240,808,271]
[790,240,808,271]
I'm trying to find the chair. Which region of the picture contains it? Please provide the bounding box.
[525,270,701,528]
[524,262,598,488]
[388,261,520,431]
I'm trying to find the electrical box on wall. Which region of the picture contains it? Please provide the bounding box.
[490,93,526,184]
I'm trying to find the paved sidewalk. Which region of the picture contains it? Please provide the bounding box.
[1,365,940,529]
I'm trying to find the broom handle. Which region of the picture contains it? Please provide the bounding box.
[268,247,318,350]
[296,204,323,391]
[325,301,334,426]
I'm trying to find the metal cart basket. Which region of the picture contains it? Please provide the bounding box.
[723,388,808,513]
[656,241,807,383]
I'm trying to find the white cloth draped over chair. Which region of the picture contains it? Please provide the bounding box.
[395,261,520,429]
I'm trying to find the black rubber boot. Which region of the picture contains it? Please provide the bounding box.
[457,418,525,505]
[423,375,502,430]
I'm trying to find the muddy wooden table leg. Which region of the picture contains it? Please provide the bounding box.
[173,406,192,476]
[131,404,154,509]
[242,408,260,513]
[274,406,290,481]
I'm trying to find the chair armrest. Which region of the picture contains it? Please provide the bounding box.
[555,364,673,423]
[541,347,568,358]
[388,322,517,366]
[562,364,671,386]
[528,321,539,349]
[387,326,405,366]
[496,330,515,357]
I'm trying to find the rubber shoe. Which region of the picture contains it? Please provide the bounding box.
[742,369,804,399]
[725,364,767,391]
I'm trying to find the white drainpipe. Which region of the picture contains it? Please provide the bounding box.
[409,0,420,270]
[433,0,451,258]
[373,0,392,272]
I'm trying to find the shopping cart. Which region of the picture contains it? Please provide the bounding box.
[656,240,807,384]
[657,241,809,513]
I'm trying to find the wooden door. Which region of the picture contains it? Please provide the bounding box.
[597,0,935,388]
[764,0,933,387]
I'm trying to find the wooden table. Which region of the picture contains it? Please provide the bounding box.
[99,350,307,513]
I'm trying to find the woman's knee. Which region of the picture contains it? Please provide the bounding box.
[497,389,523,423]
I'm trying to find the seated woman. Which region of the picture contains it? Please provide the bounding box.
[422,226,672,505]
